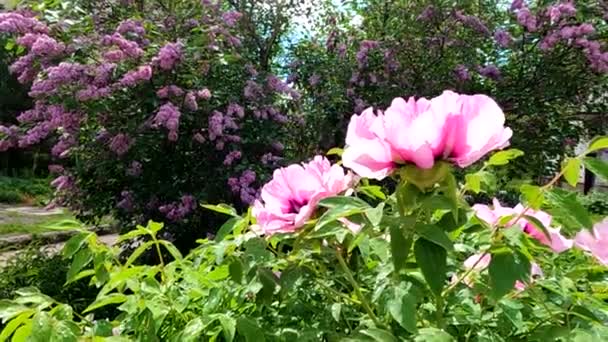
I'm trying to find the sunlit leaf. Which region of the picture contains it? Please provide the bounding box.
[487,149,524,166]
[561,157,581,187]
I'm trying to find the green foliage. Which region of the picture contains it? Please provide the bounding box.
[0,177,51,205]
[2,143,608,340]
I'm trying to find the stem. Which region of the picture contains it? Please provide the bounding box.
[151,236,165,268]
[435,295,445,329]
[336,249,384,328]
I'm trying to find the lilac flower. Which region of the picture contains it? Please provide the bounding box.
[228,177,240,193]
[102,33,144,58]
[184,92,198,111]
[244,81,263,99]
[454,64,470,81]
[9,54,38,84]
[18,122,53,147]
[222,11,242,27]
[48,164,64,174]
[494,29,513,48]
[356,40,379,68]
[354,98,366,113]
[193,133,206,144]
[267,75,291,93]
[153,102,181,140]
[261,152,282,165]
[548,2,576,23]
[208,111,224,140]
[517,8,537,32]
[94,63,116,86]
[271,141,284,152]
[227,103,245,118]
[223,150,242,166]
[418,5,436,21]
[117,19,145,38]
[510,0,524,11]
[0,12,48,35]
[103,50,125,62]
[126,161,142,177]
[76,86,111,101]
[196,88,212,100]
[117,191,135,211]
[157,85,184,98]
[455,11,491,36]
[153,42,184,70]
[245,63,258,76]
[337,43,347,58]
[51,135,76,158]
[109,133,132,156]
[118,65,152,87]
[159,195,197,221]
[17,33,44,48]
[478,64,501,80]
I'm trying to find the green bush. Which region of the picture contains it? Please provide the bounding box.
[0,176,51,204]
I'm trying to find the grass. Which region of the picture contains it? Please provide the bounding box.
[0,212,76,235]
[0,176,52,205]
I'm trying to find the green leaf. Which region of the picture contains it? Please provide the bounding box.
[201,203,238,217]
[125,240,156,266]
[0,310,34,341]
[316,197,369,229]
[180,317,205,341]
[318,196,370,209]
[83,294,128,313]
[390,223,412,273]
[360,328,397,342]
[218,314,236,342]
[366,203,384,227]
[215,217,246,241]
[67,248,93,282]
[465,173,481,193]
[236,317,265,342]
[42,219,83,231]
[229,258,244,284]
[562,158,581,187]
[62,232,92,258]
[358,185,387,200]
[207,265,230,281]
[585,136,608,154]
[10,321,32,342]
[583,157,608,182]
[159,240,183,261]
[331,303,342,322]
[0,300,29,323]
[489,250,531,298]
[146,220,164,234]
[116,227,148,243]
[257,268,279,303]
[414,328,455,342]
[520,184,544,209]
[326,147,343,156]
[487,149,524,166]
[545,188,593,229]
[388,286,417,333]
[414,224,454,251]
[414,238,447,296]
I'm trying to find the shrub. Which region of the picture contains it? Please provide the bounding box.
[2,92,608,341]
[290,0,608,181]
[0,1,310,248]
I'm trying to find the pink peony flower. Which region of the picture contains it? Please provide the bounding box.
[342,90,512,179]
[252,156,355,235]
[574,218,608,265]
[472,199,573,253]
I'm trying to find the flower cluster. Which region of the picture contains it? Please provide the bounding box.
[228,170,258,204]
[159,195,197,221]
[342,91,512,179]
[153,42,184,71]
[152,102,181,141]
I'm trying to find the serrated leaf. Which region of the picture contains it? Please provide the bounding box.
[83,294,128,313]
[562,158,581,187]
[546,188,593,229]
[487,149,524,166]
[201,203,238,217]
[583,157,608,182]
[414,238,447,296]
[489,250,530,298]
[585,136,608,154]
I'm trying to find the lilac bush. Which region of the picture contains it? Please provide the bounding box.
[0,1,302,247]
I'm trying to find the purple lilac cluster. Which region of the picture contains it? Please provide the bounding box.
[51,135,76,158]
[208,109,239,149]
[184,92,198,111]
[454,64,470,81]
[153,102,181,141]
[494,29,513,48]
[117,190,135,211]
[252,106,286,123]
[221,11,242,27]
[116,19,146,40]
[478,65,501,80]
[515,7,537,32]
[539,23,608,72]
[117,65,152,87]
[159,195,197,221]
[153,42,184,70]
[50,175,73,192]
[356,40,379,68]
[126,161,142,177]
[228,170,257,204]
[308,74,321,87]
[109,133,133,156]
[226,103,245,118]
[0,125,19,152]
[223,150,242,166]
[0,12,47,34]
[547,2,576,24]
[101,33,144,59]
[261,152,282,166]
[454,10,491,36]
[266,75,300,99]
[157,85,184,98]
[29,62,86,97]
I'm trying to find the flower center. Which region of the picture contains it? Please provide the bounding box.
[287,198,308,214]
